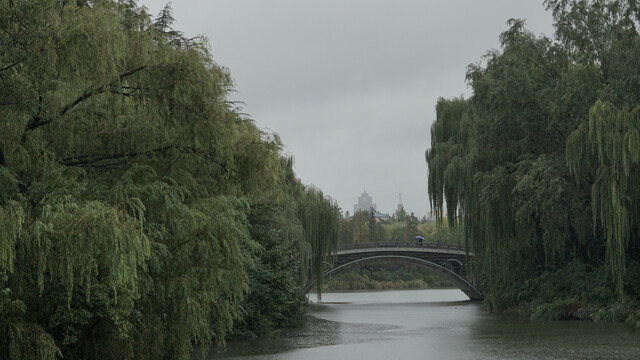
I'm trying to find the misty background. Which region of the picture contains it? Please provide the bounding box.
[139,0,555,218]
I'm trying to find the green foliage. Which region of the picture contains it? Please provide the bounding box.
[323,261,453,291]
[385,221,405,243]
[404,212,420,241]
[367,211,385,243]
[340,210,425,245]
[338,215,355,244]
[568,101,640,301]
[505,261,632,322]
[427,0,640,314]
[351,210,369,243]
[419,219,464,246]
[1,272,62,360]
[298,187,340,299]
[426,97,471,225]
[229,165,309,338]
[0,1,341,358]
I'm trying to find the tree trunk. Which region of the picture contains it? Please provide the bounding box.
[0,146,7,167]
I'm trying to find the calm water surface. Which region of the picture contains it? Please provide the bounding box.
[208,289,639,360]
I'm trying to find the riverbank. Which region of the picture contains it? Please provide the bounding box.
[488,261,640,326]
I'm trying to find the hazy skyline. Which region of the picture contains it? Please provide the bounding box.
[139,0,556,217]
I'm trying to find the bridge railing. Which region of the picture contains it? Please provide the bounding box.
[338,242,469,252]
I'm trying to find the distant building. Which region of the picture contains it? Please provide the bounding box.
[352,190,390,221]
[370,210,391,222]
[354,190,376,213]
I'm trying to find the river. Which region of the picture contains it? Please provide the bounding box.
[207,289,639,360]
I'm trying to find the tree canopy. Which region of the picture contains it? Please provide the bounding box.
[0,1,340,359]
[427,0,640,314]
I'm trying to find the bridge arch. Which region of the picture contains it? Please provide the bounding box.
[442,258,464,268]
[304,255,482,301]
[442,258,464,274]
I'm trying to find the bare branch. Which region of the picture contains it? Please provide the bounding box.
[61,145,172,167]
[0,60,21,73]
[58,65,148,117]
[23,66,149,134]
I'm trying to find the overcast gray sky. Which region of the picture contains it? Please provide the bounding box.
[139,0,555,218]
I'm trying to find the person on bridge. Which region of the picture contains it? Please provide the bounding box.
[415,236,425,246]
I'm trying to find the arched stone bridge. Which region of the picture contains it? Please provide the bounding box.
[305,242,483,301]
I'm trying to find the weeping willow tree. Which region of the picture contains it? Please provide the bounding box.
[427,1,640,313]
[0,1,341,358]
[297,186,341,300]
[426,98,479,292]
[0,0,254,356]
[426,97,472,226]
[427,21,574,310]
[567,101,640,301]
[549,0,640,304]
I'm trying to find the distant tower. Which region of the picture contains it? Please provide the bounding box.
[396,192,405,216]
[354,190,377,213]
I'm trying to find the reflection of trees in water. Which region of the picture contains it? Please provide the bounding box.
[210,316,343,358]
[213,312,406,359]
[467,314,640,360]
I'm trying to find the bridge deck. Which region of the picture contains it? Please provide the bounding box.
[337,242,471,256]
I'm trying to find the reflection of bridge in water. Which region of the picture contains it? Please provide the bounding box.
[305,242,483,301]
